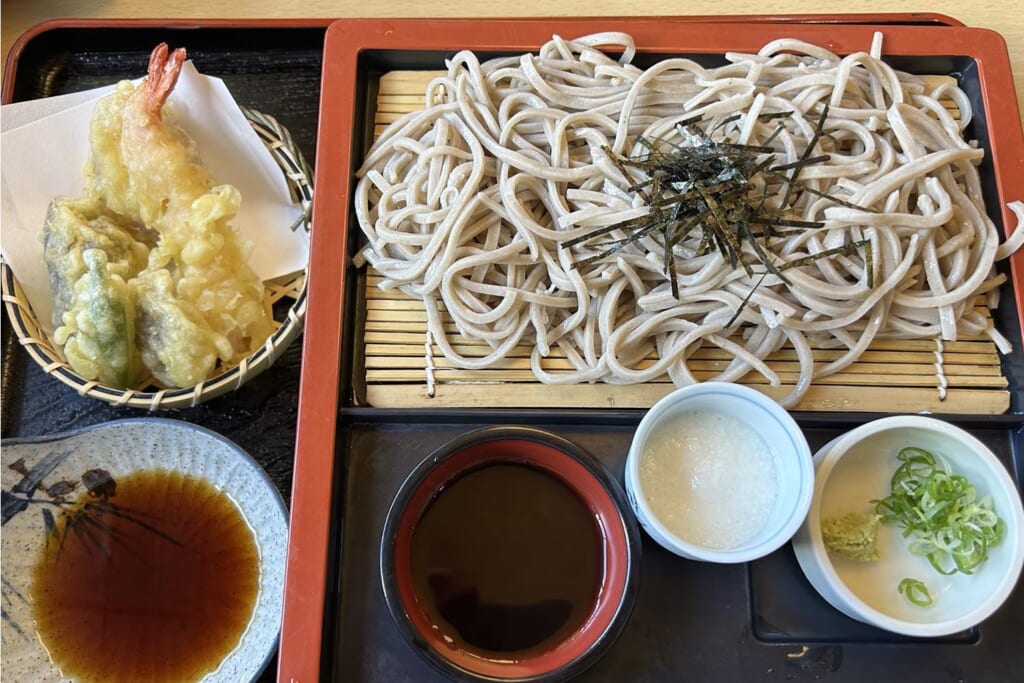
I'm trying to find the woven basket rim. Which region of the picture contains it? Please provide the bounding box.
[1,107,313,410]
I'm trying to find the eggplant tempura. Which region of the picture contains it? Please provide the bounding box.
[42,44,273,389]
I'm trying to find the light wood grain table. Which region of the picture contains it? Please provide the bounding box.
[3,0,1023,129]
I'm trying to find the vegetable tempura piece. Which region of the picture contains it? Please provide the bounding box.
[147,185,274,364]
[132,268,234,388]
[52,249,143,388]
[41,197,150,330]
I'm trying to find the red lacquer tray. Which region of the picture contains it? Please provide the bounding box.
[287,16,1024,682]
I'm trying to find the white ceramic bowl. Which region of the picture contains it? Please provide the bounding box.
[624,382,814,563]
[792,415,1024,638]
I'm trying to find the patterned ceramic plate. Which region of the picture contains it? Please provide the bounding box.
[1,418,288,682]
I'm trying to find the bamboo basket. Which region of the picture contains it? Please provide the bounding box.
[1,108,313,410]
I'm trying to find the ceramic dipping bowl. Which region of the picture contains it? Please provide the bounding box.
[792,415,1024,637]
[0,418,288,683]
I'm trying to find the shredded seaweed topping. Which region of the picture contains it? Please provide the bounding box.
[564,105,874,306]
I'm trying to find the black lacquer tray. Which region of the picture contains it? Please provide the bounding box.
[1,21,327,682]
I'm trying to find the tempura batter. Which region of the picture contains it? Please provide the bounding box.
[42,43,273,388]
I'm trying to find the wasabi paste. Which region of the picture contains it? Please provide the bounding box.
[821,512,880,562]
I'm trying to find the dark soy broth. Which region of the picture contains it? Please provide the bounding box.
[31,470,260,683]
[410,463,603,658]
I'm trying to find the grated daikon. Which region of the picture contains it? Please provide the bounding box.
[638,409,778,549]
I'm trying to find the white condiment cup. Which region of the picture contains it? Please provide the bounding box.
[792,415,1024,637]
[624,381,814,563]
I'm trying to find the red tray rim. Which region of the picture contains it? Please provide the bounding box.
[290,17,1024,682]
[2,13,967,104]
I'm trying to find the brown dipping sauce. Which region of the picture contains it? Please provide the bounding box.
[31,470,260,683]
[410,463,603,658]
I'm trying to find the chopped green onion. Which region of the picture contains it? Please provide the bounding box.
[872,446,1005,578]
[898,578,933,607]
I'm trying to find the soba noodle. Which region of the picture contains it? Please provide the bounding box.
[354,32,1022,407]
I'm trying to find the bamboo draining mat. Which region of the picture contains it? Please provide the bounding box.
[360,70,1011,413]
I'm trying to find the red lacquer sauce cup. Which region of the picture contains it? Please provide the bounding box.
[381,426,640,681]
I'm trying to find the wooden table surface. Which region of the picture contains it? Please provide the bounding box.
[2,0,1024,130]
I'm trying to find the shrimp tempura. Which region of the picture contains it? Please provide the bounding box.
[87,44,213,232]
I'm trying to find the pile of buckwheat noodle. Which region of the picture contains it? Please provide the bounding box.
[354,32,1024,407]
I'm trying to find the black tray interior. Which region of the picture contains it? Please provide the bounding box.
[6,26,324,163]
[326,417,1022,681]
